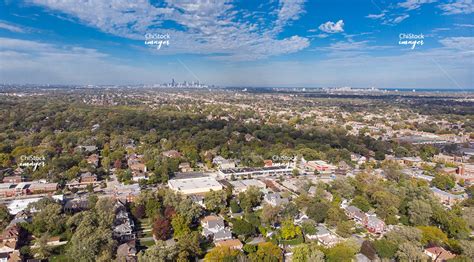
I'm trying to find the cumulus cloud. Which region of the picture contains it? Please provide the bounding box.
[26,0,309,61]
[318,20,344,33]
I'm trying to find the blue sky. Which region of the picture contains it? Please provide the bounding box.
[0,0,473,89]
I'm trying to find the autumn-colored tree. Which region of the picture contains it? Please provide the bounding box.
[204,246,242,261]
[249,242,282,262]
[153,217,172,241]
[164,206,176,220]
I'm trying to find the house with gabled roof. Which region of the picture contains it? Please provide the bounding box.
[201,215,232,242]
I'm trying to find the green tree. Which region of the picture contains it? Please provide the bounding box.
[336,220,354,238]
[395,243,425,261]
[233,218,255,237]
[417,226,448,246]
[238,186,263,212]
[326,206,347,227]
[171,214,190,239]
[382,161,403,182]
[138,240,178,261]
[306,201,329,223]
[325,242,358,262]
[292,243,324,262]
[280,219,302,240]
[249,242,282,262]
[330,178,355,199]
[34,233,53,260]
[230,199,242,213]
[407,199,432,226]
[373,239,398,259]
[0,204,11,230]
[28,198,64,236]
[145,198,162,219]
[67,211,116,262]
[176,231,202,260]
[432,174,456,190]
[261,204,282,226]
[204,190,227,213]
[351,195,371,212]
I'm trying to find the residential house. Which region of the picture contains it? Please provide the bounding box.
[345,206,367,223]
[364,213,385,234]
[162,150,182,158]
[178,162,193,173]
[201,215,232,242]
[400,157,424,167]
[8,211,30,227]
[63,198,89,213]
[189,195,205,207]
[86,154,99,167]
[113,200,135,243]
[0,225,23,259]
[75,145,98,153]
[114,184,141,202]
[116,240,137,262]
[424,246,456,261]
[228,179,266,194]
[263,193,289,207]
[129,163,147,181]
[308,186,333,201]
[307,225,339,247]
[80,172,98,183]
[127,154,144,167]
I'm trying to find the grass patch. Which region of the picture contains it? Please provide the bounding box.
[140,239,155,247]
[279,235,304,246]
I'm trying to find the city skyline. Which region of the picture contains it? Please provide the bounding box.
[0,0,473,89]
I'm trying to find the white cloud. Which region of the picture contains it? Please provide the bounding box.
[392,14,410,24]
[308,33,329,38]
[439,36,474,50]
[439,0,474,15]
[397,0,473,15]
[275,0,306,30]
[0,37,171,84]
[318,20,344,33]
[398,0,437,11]
[0,21,26,33]
[26,0,309,61]
[366,13,385,19]
[455,23,474,27]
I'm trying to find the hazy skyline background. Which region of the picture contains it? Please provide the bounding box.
[0,0,473,89]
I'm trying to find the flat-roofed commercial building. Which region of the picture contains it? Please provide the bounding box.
[168,176,223,195]
[218,166,293,179]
